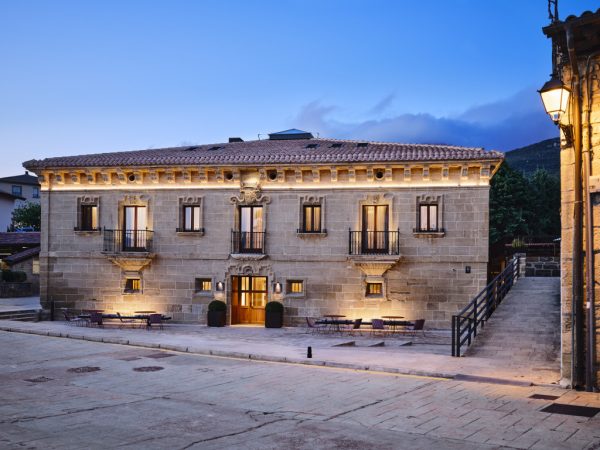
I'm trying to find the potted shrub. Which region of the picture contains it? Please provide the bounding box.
[207,300,226,327]
[265,301,284,328]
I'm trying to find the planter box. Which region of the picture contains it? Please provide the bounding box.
[265,311,283,328]
[207,310,226,327]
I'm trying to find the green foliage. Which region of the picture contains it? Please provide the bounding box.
[489,163,560,245]
[1,270,27,282]
[265,301,284,313]
[10,202,41,231]
[208,300,226,312]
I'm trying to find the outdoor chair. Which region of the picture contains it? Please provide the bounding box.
[347,318,363,336]
[371,319,387,337]
[116,312,137,329]
[305,317,327,334]
[147,314,163,330]
[89,312,103,328]
[62,309,87,327]
[405,319,426,337]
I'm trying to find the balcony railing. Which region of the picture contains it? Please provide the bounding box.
[103,229,153,253]
[231,231,265,254]
[349,229,400,255]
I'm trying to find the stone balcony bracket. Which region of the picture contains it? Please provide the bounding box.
[347,255,401,277]
[104,253,156,272]
[229,253,268,261]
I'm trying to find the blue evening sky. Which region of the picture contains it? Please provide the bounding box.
[0,0,593,177]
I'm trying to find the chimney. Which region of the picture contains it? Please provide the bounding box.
[229,137,244,143]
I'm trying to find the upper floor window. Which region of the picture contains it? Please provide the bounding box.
[32,187,39,198]
[80,205,98,231]
[302,204,321,233]
[11,185,22,196]
[418,203,438,232]
[182,205,201,231]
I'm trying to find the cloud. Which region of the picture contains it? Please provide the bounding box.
[293,89,558,151]
[368,93,395,116]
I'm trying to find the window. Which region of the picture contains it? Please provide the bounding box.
[12,185,22,196]
[195,278,212,293]
[419,204,438,232]
[366,282,383,297]
[302,205,321,232]
[182,205,201,231]
[80,205,98,231]
[32,258,40,275]
[287,280,304,295]
[124,278,141,293]
[32,187,40,198]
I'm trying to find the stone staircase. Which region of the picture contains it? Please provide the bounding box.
[0,309,40,322]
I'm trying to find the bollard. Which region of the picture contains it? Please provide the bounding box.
[307,346,312,358]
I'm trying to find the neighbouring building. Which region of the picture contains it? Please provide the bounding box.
[0,171,41,231]
[543,8,600,389]
[0,232,41,297]
[23,130,503,327]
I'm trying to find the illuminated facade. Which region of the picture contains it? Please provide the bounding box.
[24,130,503,327]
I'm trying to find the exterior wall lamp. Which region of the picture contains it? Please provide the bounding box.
[274,282,282,294]
[216,281,225,292]
[539,75,573,144]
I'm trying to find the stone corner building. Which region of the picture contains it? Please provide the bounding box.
[543,9,600,388]
[24,130,503,327]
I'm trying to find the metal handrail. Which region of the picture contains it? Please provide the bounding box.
[348,229,400,255]
[451,256,520,357]
[103,228,153,253]
[231,230,266,254]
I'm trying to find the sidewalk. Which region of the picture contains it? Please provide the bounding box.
[0,319,561,386]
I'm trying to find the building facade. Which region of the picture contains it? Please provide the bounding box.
[0,172,41,231]
[24,131,503,327]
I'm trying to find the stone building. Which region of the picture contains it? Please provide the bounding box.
[543,9,600,389]
[24,130,503,327]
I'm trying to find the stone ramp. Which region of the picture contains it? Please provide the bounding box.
[465,277,560,367]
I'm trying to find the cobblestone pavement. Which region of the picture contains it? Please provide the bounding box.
[1,332,598,449]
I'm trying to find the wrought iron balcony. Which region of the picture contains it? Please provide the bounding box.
[348,229,400,255]
[231,230,265,254]
[103,229,153,253]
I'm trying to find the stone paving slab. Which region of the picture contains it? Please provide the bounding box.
[0,316,560,386]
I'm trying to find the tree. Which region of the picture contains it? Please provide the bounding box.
[528,168,560,238]
[10,202,41,231]
[489,163,532,244]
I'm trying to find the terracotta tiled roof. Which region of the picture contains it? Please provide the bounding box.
[4,246,40,265]
[0,232,40,246]
[23,138,503,170]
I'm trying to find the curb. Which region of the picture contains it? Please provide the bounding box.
[0,323,544,387]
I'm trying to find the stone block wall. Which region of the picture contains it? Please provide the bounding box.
[39,184,490,329]
[525,256,560,277]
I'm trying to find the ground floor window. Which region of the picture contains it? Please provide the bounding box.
[366,282,383,297]
[195,278,212,293]
[124,277,141,294]
[287,280,304,295]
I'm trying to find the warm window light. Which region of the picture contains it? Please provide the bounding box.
[538,76,571,124]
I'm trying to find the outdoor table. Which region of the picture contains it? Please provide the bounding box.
[320,315,349,333]
[382,316,406,334]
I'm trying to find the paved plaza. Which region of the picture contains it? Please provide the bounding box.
[0,331,599,449]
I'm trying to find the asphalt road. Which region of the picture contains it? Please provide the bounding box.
[0,331,598,449]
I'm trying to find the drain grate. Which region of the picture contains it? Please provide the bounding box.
[133,366,164,372]
[67,366,101,374]
[541,403,600,417]
[24,376,53,383]
[144,353,175,359]
[118,356,142,361]
[529,394,560,400]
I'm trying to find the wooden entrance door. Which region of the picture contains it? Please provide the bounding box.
[231,276,267,324]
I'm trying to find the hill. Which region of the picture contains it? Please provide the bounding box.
[504,137,560,177]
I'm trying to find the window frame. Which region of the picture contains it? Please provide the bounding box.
[124,277,142,294]
[182,205,202,232]
[418,203,438,232]
[302,204,322,233]
[365,282,383,297]
[286,279,305,297]
[80,204,99,231]
[11,185,22,197]
[194,277,213,293]
[32,187,40,199]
